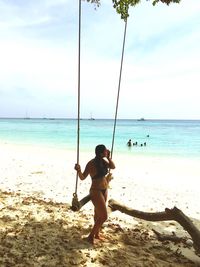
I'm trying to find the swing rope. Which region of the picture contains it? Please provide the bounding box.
[74,0,81,199]
[110,18,128,159]
[72,1,128,209]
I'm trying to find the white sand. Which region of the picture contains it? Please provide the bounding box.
[1,141,200,266]
[1,141,200,219]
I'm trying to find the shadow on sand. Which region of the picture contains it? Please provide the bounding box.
[0,190,198,267]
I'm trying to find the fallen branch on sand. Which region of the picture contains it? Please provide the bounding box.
[108,199,200,254]
[152,229,186,243]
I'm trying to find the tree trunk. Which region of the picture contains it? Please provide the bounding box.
[108,199,200,253]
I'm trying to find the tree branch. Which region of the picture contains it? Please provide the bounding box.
[108,199,200,253]
[85,0,181,20]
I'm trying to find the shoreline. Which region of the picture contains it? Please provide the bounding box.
[1,137,200,159]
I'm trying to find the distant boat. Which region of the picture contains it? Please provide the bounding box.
[137,118,145,121]
[24,112,30,119]
[89,112,95,120]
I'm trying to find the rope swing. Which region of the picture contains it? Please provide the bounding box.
[71,1,128,211]
[71,0,82,210]
[111,18,127,159]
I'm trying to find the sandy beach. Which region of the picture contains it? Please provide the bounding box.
[1,141,200,266]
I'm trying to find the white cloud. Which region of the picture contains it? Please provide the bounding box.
[0,0,199,119]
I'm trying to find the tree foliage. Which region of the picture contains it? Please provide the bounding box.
[84,0,181,20]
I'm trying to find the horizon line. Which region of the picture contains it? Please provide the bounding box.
[0,117,199,121]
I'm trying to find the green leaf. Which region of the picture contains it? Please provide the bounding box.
[85,0,181,21]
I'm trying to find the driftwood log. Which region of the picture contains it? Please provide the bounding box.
[108,199,200,253]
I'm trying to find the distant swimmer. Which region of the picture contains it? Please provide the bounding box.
[146,135,150,138]
[127,139,132,147]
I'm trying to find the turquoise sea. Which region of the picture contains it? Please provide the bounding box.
[0,118,200,158]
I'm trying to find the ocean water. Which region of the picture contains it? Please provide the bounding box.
[0,118,200,158]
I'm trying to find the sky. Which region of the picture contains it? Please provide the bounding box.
[0,0,199,119]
